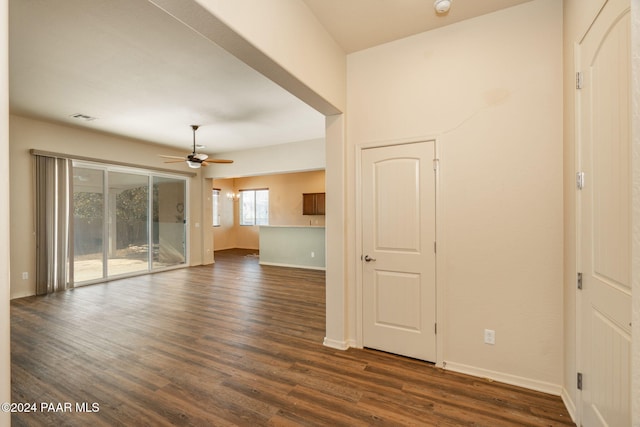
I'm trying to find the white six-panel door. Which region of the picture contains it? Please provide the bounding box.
[361,141,437,362]
[578,0,631,425]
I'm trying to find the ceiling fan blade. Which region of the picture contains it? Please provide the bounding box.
[208,159,234,164]
[163,159,187,163]
[159,154,186,160]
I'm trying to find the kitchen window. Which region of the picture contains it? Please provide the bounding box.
[239,189,269,226]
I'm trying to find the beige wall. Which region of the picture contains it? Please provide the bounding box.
[1,0,11,424]
[212,178,237,251]
[347,0,563,391]
[9,114,211,299]
[213,170,325,251]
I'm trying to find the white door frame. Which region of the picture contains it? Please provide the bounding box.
[354,136,444,367]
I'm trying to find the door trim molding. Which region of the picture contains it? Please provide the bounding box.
[322,337,351,350]
[573,39,585,427]
[354,135,443,367]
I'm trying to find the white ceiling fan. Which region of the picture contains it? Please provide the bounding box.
[160,125,233,169]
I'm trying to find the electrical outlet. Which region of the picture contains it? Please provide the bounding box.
[22,272,28,280]
[311,252,315,258]
[484,329,495,345]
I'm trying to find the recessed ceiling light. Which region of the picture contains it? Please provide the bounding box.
[70,113,97,121]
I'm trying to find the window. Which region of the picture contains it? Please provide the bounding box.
[212,189,220,227]
[239,189,269,225]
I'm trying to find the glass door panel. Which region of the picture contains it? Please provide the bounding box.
[107,171,149,276]
[73,167,105,282]
[153,176,186,269]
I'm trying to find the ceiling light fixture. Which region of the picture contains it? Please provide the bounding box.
[187,159,201,169]
[434,0,452,14]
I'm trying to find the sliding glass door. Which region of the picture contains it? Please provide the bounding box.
[72,163,188,284]
[153,176,186,269]
[108,171,149,276]
[73,167,105,283]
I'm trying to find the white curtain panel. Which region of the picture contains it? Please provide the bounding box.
[35,155,73,295]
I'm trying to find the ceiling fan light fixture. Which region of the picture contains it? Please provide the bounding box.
[159,125,233,167]
[434,0,451,14]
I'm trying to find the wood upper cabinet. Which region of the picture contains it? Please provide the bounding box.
[315,193,325,215]
[303,193,325,215]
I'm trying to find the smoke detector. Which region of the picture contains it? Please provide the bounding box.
[434,0,452,14]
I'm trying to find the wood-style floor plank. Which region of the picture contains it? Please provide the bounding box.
[11,249,574,426]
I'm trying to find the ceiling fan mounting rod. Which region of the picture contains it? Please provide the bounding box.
[191,125,199,153]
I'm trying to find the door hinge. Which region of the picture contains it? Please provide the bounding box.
[576,172,585,190]
[434,241,437,253]
[577,372,583,390]
[435,323,437,334]
[577,272,583,290]
[433,159,440,172]
[576,72,583,89]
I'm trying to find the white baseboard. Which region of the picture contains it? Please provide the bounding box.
[259,261,325,271]
[560,387,577,424]
[323,337,350,350]
[10,290,36,300]
[443,361,562,396]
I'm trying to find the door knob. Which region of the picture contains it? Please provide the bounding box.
[364,255,376,262]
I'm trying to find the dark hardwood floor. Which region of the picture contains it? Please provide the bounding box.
[11,249,574,426]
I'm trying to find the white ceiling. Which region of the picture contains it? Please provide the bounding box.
[302,0,535,54]
[9,0,534,156]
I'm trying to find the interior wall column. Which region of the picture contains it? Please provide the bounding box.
[202,176,214,265]
[324,113,349,348]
